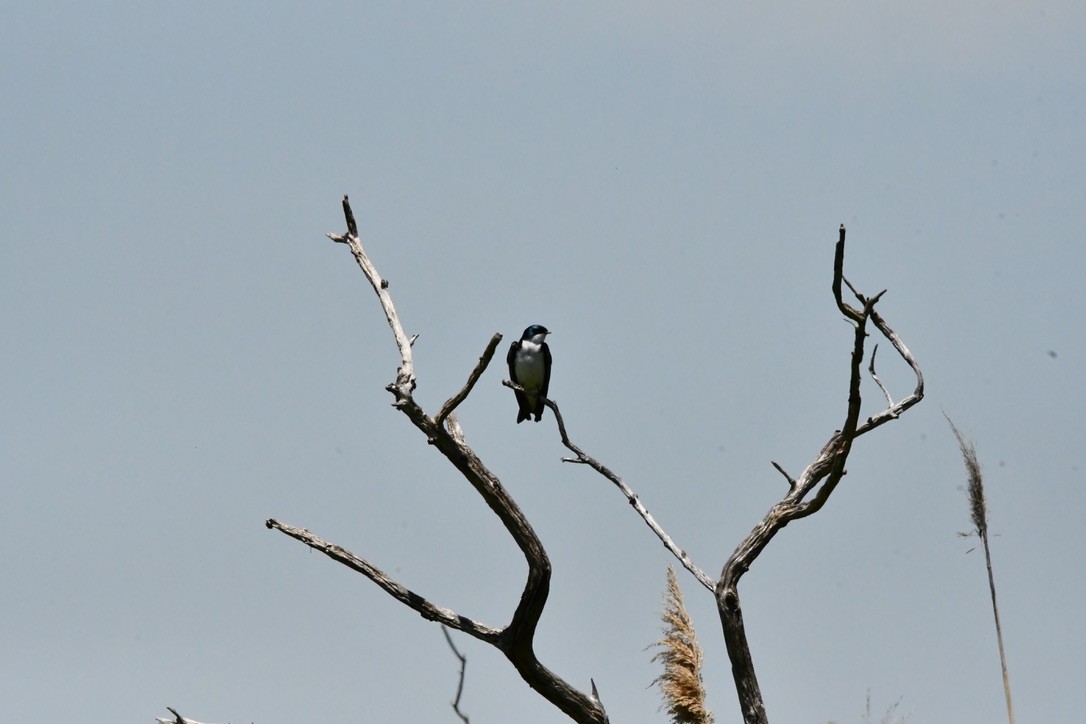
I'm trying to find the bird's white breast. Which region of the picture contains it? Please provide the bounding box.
[514,341,546,391]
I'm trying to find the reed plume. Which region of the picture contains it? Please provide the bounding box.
[651,566,714,724]
[946,415,1015,724]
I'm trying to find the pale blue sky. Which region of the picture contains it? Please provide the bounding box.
[3,3,1084,722]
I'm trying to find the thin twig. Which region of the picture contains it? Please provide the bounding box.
[506,380,714,592]
[442,626,471,723]
[435,333,503,429]
[770,461,797,489]
[868,344,894,409]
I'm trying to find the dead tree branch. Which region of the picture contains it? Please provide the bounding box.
[436,333,503,429]
[442,626,472,724]
[265,518,502,642]
[501,379,714,591]
[155,708,219,724]
[270,196,607,724]
[715,225,924,724]
[868,345,893,408]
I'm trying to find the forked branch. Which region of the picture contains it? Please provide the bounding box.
[271,196,607,724]
[715,225,924,724]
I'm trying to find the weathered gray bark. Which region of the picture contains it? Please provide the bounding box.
[713,226,925,723]
[270,203,922,723]
[267,196,608,724]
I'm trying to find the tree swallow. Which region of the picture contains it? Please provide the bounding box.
[507,324,552,423]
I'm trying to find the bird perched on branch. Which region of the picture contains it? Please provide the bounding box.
[507,324,552,423]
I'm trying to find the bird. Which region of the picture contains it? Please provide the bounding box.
[507,324,552,423]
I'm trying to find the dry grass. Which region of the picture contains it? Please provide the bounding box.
[948,417,988,536]
[946,414,1015,724]
[650,566,714,724]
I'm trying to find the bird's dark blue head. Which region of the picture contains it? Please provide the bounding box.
[520,324,550,341]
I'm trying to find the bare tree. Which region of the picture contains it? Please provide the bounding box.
[267,200,923,723]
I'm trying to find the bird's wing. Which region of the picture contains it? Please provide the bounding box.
[540,342,552,398]
[507,341,520,383]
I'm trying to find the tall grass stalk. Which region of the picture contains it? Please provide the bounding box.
[947,415,1015,724]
